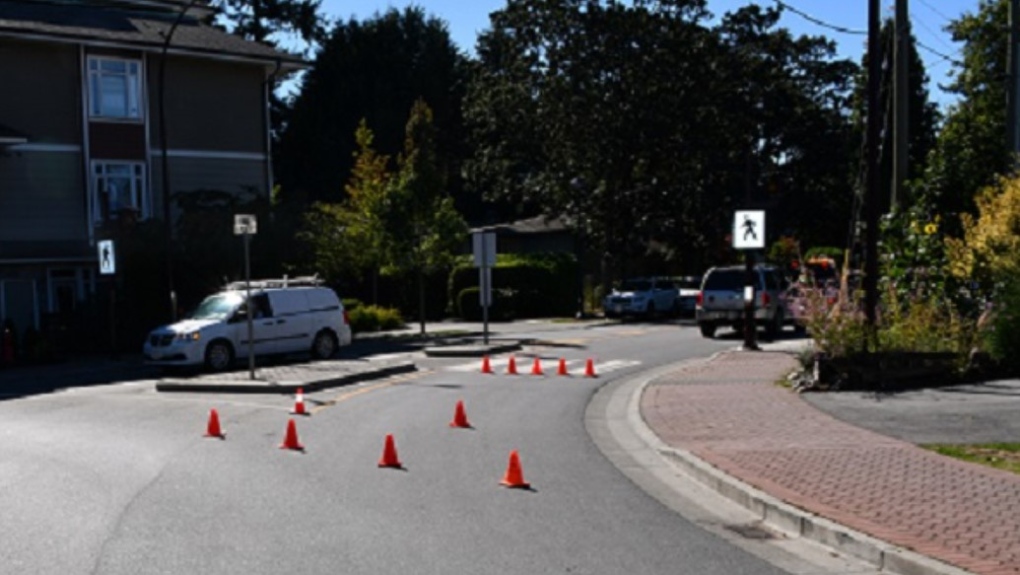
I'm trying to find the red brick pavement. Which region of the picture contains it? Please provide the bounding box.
[641,351,1020,575]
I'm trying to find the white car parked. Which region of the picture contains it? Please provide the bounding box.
[143,278,352,371]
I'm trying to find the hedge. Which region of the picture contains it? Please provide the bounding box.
[447,252,577,318]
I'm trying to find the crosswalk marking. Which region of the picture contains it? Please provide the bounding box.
[445,357,641,375]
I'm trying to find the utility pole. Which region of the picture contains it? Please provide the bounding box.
[865,0,882,327]
[1008,0,1020,157]
[893,0,909,209]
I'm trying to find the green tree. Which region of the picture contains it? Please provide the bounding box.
[300,120,392,300]
[385,100,468,334]
[464,1,857,279]
[276,7,468,211]
[924,0,1011,225]
[212,0,325,48]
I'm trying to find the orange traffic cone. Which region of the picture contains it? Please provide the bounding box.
[506,355,518,375]
[500,450,530,489]
[584,358,597,378]
[204,408,225,438]
[530,357,544,376]
[449,400,472,428]
[557,358,569,376]
[378,434,402,468]
[481,355,493,374]
[291,387,308,415]
[279,419,304,451]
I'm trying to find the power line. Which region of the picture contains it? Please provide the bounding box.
[770,0,867,36]
[916,0,954,25]
[915,39,963,67]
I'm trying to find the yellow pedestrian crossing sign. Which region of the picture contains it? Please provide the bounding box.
[97,239,116,275]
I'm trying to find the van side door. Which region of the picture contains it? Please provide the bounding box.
[238,293,281,356]
[266,291,313,354]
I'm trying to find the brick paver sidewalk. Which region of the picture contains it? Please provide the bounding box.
[641,350,1020,575]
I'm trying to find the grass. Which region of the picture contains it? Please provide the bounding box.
[923,443,1020,475]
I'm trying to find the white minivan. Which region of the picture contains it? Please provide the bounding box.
[143,279,353,371]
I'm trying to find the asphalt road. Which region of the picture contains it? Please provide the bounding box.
[803,378,1020,444]
[0,320,841,575]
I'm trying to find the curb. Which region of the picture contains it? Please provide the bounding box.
[421,341,523,357]
[610,353,975,575]
[155,361,417,394]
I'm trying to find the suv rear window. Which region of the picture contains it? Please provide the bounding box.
[703,269,748,291]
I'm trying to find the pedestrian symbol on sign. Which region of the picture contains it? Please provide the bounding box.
[97,239,116,275]
[742,215,758,241]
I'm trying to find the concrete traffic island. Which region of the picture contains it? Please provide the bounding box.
[155,358,417,393]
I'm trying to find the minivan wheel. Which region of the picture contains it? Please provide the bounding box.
[204,340,235,372]
[311,330,338,360]
[699,322,716,338]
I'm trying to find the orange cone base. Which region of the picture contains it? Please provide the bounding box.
[291,403,308,416]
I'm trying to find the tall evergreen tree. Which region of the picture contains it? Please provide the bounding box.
[276,8,468,211]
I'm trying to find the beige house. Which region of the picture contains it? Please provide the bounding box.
[0,0,302,341]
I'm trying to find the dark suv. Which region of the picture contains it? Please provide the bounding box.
[695,265,788,340]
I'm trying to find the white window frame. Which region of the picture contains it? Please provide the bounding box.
[87,56,143,121]
[90,161,149,225]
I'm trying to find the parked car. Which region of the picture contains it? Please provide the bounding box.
[695,265,788,340]
[143,278,352,371]
[674,275,702,318]
[603,277,678,319]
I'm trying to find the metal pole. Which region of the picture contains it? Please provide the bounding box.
[158,0,201,323]
[482,266,490,346]
[743,251,759,351]
[893,0,910,209]
[245,232,254,380]
[865,0,882,327]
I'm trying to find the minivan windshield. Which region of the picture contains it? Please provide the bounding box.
[188,293,244,320]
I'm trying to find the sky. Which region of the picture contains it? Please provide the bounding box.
[317,0,981,110]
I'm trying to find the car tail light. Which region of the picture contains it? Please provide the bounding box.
[343,310,350,325]
[761,292,771,306]
[696,292,703,306]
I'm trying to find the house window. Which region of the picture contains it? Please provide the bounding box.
[87,57,142,120]
[91,162,147,224]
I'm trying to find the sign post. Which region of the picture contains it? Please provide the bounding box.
[473,231,497,345]
[733,210,765,351]
[234,214,257,380]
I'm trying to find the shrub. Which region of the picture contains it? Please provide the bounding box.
[981,280,1020,375]
[342,298,364,311]
[804,286,976,369]
[347,305,404,333]
[447,252,577,318]
[457,287,515,321]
